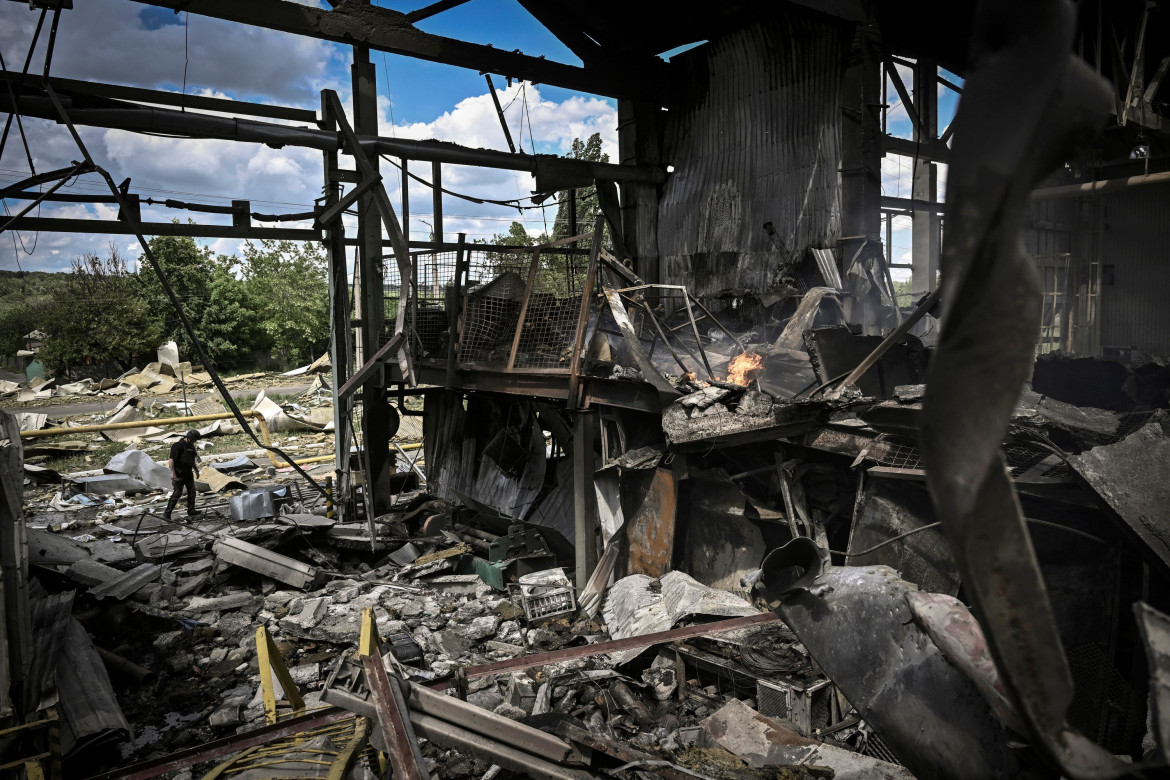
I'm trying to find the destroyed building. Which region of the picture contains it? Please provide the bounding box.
[4,0,1170,779]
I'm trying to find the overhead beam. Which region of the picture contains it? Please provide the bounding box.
[404,0,471,24]
[0,70,316,123]
[124,0,662,99]
[0,216,318,240]
[1,83,665,186]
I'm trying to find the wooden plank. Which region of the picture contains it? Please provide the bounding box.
[506,248,542,372]
[566,216,604,410]
[362,656,426,780]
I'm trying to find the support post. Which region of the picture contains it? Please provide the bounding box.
[572,409,597,592]
[447,233,466,386]
[911,57,940,294]
[352,32,395,515]
[840,27,882,246]
[401,157,409,242]
[322,94,351,522]
[431,161,444,245]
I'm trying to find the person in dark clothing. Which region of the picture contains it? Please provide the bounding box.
[163,429,203,520]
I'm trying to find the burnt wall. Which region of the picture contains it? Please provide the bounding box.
[656,12,847,298]
[1097,187,1170,356]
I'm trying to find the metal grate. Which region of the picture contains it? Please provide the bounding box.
[384,246,589,370]
[862,731,903,765]
[1066,643,1145,755]
[875,438,922,470]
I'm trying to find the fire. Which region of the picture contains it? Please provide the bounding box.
[726,352,764,386]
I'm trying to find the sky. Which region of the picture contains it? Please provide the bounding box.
[0,1,959,282]
[0,0,623,272]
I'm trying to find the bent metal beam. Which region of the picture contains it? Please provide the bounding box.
[121,0,666,100]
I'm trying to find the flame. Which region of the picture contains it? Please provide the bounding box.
[726,352,764,386]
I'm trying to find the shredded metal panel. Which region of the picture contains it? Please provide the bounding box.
[657,14,845,296]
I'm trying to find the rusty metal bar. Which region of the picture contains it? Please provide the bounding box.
[566,217,603,410]
[83,708,351,780]
[507,248,543,372]
[361,655,426,780]
[337,332,404,401]
[450,613,777,681]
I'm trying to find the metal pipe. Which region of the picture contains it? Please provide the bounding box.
[20,410,285,469]
[20,410,266,439]
[1030,169,1170,200]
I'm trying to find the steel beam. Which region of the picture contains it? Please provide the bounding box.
[124,0,662,100]
[0,85,664,185]
[0,216,317,240]
[0,69,314,122]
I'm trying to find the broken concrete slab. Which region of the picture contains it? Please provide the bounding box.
[214,537,321,590]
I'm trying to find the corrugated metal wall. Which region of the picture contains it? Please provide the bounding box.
[1098,187,1170,355]
[656,13,847,297]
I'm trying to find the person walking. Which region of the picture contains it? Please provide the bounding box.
[163,429,203,520]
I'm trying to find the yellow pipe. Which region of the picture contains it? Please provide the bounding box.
[21,410,285,469]
[22,410,425,471]
[20,410,266,438]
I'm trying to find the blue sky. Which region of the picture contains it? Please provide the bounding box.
[1,2,956,280]
[0,0,621,271]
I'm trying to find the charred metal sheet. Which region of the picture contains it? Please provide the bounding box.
[846,479,958,596]
[907,591,1025,735]
[662,398,830,449]
[916,0,1121,774]
[56,617,131,755]
[755,543,1020,780]
[681,470,766,598]
[623,468,677,578]
[424,391,546,520]
[1070,418,1170,572]
[805,325,927,399]
[1135,602,1170,762]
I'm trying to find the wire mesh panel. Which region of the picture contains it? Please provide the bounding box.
[386,245,590,371]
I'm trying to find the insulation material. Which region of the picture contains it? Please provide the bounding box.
[104,449,172,491]
[157,340,179,366]
[101,405,164,442]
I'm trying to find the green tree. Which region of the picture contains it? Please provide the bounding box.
[551,133,608,242]
[138,232,215,359]
[38,249,163,378]
[240,239,329,365]
[197,255,265,365]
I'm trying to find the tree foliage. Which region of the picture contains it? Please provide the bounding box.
[38,249,162,377]
[241,239,329,365]
[551,133,608,243]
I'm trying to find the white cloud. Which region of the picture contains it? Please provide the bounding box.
[2,79,618,269]
[0,0,346,107]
